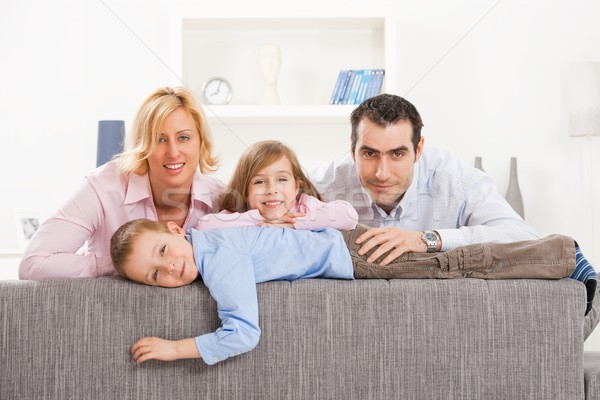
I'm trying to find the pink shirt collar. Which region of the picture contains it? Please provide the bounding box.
[124,167,221,210]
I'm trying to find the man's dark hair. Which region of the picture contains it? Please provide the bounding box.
[350,94,424,154]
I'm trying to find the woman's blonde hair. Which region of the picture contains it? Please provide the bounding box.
[117,86,219,175]
[110,218,172,279]
[219,140,322,212]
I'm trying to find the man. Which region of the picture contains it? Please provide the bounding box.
[309,94,539,266]
[310,93,599,331]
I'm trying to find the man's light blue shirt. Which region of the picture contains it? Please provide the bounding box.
[309,147,539,250]
[189,226,353,365]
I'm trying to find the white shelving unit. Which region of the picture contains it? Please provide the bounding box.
[170,10,397,125]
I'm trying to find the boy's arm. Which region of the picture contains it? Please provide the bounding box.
[131,337,200,363]
[193,244,261,365]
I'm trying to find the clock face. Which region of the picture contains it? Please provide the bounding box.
[201,77,232,105]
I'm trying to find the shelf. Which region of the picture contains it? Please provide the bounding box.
[0,249,22,257]
[202,105,356,124]
[171,12,396,108]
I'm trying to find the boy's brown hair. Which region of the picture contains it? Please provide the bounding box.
[219,140,322,212]
[110,219,172,279]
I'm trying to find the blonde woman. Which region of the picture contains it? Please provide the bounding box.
[19,86,225,279]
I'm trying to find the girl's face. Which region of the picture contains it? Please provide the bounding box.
[247,156,300,221]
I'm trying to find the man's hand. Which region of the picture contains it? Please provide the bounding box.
[355,227,427,266]
[131,337,200,363]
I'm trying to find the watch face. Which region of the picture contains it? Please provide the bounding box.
[201,77,232,105]
[424,232,437,241]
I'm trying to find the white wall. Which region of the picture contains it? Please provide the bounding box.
[1,0,599,346]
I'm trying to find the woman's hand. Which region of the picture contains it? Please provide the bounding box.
[131,337,200,363]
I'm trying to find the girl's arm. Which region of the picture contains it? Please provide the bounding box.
[19,180,114,279]
[194,209,264,231]
[293,194,358,231]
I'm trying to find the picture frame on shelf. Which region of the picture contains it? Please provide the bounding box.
[13,209,41,250]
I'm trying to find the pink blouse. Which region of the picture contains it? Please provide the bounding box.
[196,194,358,231]
[19,160,225,279]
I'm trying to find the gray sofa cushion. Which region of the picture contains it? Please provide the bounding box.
[0,277,585,399]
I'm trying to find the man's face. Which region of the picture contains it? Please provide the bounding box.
[352,118,424,213]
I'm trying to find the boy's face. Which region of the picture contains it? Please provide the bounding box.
[124,222,199,288]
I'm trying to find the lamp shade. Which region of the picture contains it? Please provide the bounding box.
[96,120,125,167]
[566,62,600,137]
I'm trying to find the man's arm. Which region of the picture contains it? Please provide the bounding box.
[354,172,538,265]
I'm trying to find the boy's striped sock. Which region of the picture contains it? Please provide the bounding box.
[570,244,597,315]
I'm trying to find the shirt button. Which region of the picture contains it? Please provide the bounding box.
[212,357,219,363]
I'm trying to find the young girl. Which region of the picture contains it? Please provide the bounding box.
[196,140,358,231]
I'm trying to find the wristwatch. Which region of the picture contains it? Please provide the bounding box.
[421,231,439,253]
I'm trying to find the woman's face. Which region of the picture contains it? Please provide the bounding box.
[147,107,201,192]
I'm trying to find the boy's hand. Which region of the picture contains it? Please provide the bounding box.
[131,337,200,363]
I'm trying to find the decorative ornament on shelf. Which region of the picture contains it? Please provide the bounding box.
[505,157,525,219]
[474,156,485,172]
[96,120,125,167]
[258,43,281,105]
[201,77,233,105]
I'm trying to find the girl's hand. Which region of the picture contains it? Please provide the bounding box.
[259,212,305,228]
[281,212,305,224]
[131,337,200,363]
[261,222,295,228]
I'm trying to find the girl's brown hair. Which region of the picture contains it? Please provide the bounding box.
[219,140,321,212]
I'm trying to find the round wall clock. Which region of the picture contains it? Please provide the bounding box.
[200,77,233,105]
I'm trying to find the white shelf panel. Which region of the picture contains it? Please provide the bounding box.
[0,249,22,257]
[202,105,356,124]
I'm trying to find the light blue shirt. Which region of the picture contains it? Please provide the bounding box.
[189,226,353,365]
[309,147,539,250]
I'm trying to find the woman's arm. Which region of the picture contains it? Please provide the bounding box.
[293,194,358,231]
[19,180,113,279]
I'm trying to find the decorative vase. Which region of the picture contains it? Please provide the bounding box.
[505,157,525,219]
[96,120,125,167]
[474,156,484,172]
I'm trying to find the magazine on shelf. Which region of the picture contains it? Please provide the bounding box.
[328,68,385,105]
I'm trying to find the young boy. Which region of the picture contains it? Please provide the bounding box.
[110,218,594,366]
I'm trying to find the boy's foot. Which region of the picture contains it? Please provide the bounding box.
[571,244,597,315]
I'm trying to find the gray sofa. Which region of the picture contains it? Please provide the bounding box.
[0,276,596,399]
